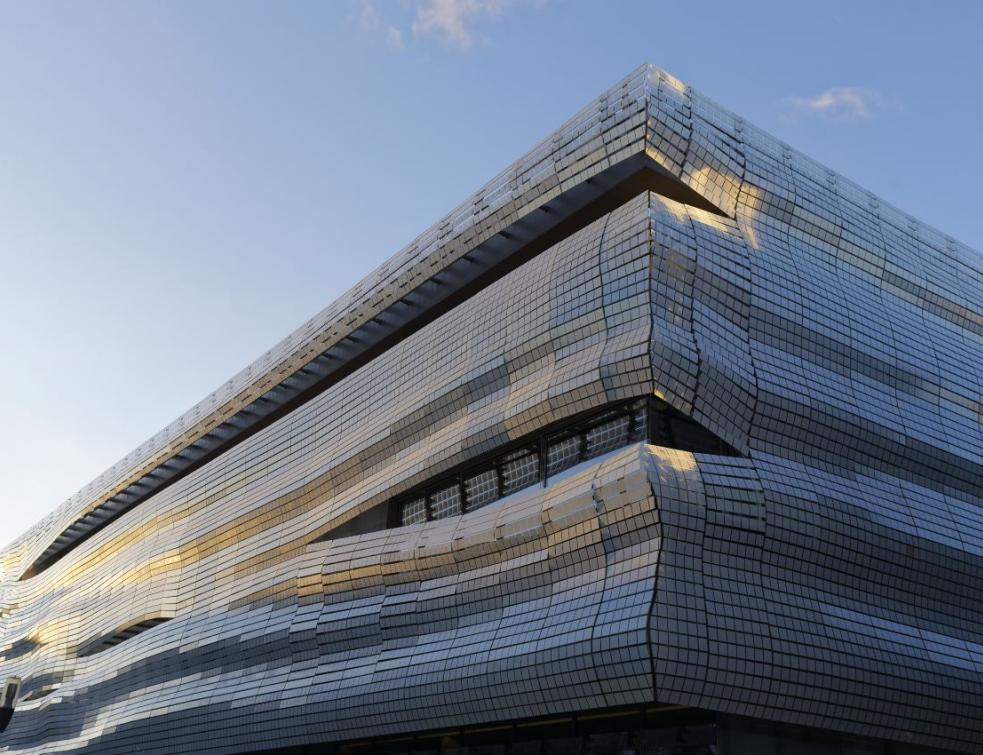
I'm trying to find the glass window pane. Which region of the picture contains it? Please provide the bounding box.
[401,497,427,526]
[546,434,580,476]
[429,484,462,520]
[628,399,648,443]
[463,469,498,512]
[585,413,630,459]
[501,449,539,495]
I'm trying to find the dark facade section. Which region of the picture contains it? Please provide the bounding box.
[1,65,981,754]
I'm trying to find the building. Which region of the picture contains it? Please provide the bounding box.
[1,64,981,754]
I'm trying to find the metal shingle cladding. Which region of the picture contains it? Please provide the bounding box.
[0,64,981,753]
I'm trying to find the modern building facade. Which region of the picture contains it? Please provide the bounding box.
[1,65,981,754]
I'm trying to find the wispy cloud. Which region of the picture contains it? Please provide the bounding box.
[355,0,383,31]
[412,0,509,49]
[354,0,406,50]
[354,0,545,51]
[786,87,893,121]
[386,25,405,50]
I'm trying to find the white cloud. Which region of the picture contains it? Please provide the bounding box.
[356,0,383,31]
[787,87,890,121]
[412,0,488,49]
[386,25,405,50]
[353,1,406,50]
[354,0,544,51]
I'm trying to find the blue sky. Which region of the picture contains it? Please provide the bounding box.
[1,0,981,548]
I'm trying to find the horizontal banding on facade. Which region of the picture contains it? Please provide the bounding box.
[1,64,982,755]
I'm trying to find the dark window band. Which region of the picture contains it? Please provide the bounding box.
[77,617,172,658]
[387,396,738,529]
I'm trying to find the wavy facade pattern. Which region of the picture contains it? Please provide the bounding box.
[1,65,981,754]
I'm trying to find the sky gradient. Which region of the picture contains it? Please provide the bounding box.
[1,0,981,548]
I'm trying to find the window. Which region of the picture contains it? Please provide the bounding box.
[20,686,56,703]
[77,617,172,658]
[2,678,19,709]
[391,397,735,527]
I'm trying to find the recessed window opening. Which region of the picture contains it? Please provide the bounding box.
[389,396,738,528]
[2,677,19,709]
[20,686,57,702]
[77,616,172,658]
